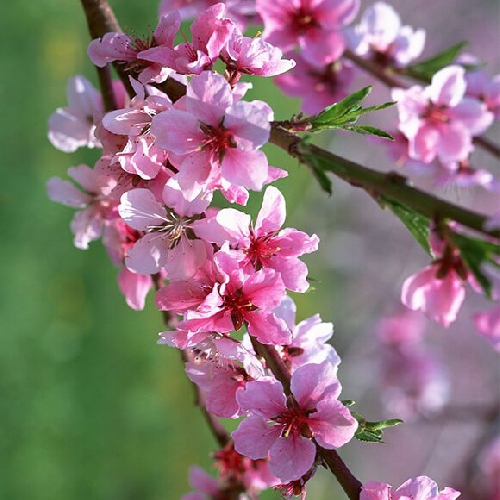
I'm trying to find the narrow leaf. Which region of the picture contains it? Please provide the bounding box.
[380,196,431,255]
[352,412,403,444]
[449,232,500,299]
[340,125,394,140]
[311,86,372,125]
[407,41,468,82]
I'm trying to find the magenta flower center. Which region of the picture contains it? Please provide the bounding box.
[290,7,319,35]
[246,231,279,269]
[423,104,450,125]
[222,287,258,330]
[274,400,315,439]
[200,122,237,162]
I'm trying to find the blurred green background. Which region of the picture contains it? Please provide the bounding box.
[1,1,498,499]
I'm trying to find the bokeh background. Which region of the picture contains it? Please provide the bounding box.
[1,1,498,499]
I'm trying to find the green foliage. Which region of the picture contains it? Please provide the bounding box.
[379,196,431,255]
[450,232,500,299]
[352,412,403,443]
[308,86,394,139]
[406,41,468,82]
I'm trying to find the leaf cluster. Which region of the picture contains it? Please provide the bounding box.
[308,86,394,139]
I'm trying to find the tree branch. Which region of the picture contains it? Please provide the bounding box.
[270,124,500,239]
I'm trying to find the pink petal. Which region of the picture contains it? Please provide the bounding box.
[237,379,286,418]
[256,186,286,234]
[291,361,340,408]
[308,398,358,448]
[269,434,317,483]
[428,66,466,107]
[436,123,471,162]
[221,148,268,191]
[225,100,272,150]
[187,71,232,127]
[118,188,166,231]
[117,267,152,310]
[360,481,392,500]
[232,415,281,459]
[151,109,204,155]
[125,232,167,274]
[46,177,90,208]
[164,237,207,280]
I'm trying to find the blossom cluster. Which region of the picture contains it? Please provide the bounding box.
[45,0,500,497]
[46,2,362,495]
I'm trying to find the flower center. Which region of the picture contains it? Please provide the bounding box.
[223,287,258,331]
[246,231,279,270]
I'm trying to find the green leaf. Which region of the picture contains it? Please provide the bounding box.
[307,153,332,194]
[340,125,394,140]
[341,400,356,407]
[380,196,431,255]
[406,41,468,82]
[449,232,500,299]
[311,87,372,126]
[309,87,395,134]
[352,412,403,443]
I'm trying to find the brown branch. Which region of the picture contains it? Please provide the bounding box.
[344,49,500,160]
[80,0,134,96]
[270,125,500,239]
[96,65,119,111]
[344,49,407,88]
[474,136,500,160]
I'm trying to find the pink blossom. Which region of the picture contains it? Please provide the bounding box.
[401,263,466,327]
[275,55,355,114]
[47,163,118,249]
[220,29,295,85]
[185,336,265,418]
[101,79,173,180]
[273,296,340,371]
[160,0,259,30]
[48,75,103,152]
[232,361,357,483]
[474,306,500,351]
[361,476,460,499]
[347,2,425,66]
[117,179,211,277]
[465,68,500,119]
[139,4,234,75]
[256,0,360,65]
[151,71,273,199]
[178,247,291,345]
[393,66,494,163]
[88,13,180,83]
[193,186,318,292]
